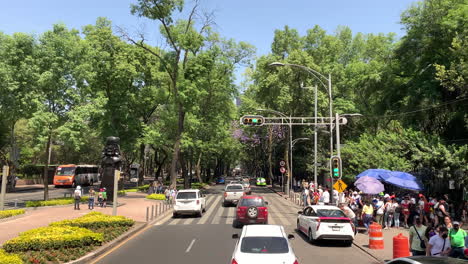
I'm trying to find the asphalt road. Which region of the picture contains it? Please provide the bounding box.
[92,184,380,264]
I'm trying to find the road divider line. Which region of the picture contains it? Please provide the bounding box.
[198,195,222,225]
[185,239,196,253]
[154,211,174,226]
[182,195,216,225]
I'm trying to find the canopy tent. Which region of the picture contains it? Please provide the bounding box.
[355,169,424,191]
[356,169,392,181]
[383,171,424,191]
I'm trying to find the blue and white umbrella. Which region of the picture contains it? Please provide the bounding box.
[383,171,424,191]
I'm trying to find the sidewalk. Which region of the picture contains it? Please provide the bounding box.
[0,192,169,246]
[354,227,409,262]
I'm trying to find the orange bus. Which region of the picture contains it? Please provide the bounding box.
[53,164,99,188]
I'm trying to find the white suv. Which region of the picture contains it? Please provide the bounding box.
[173,189,206,217]
[231,225,298,264]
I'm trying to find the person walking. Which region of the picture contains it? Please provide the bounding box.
[88,188,95,210]
[427,226,451,257]
[375,197,385,226]
[101,187,107,208]
[164,187,170,203]
[448,221,467,259]
[302,187,310,206]
[383,198,394,229]
[98,188,104,207]
[170,187,177,205]
[393,199,402,229]
[409,216,428,256]
[340,203,357,234]
[322,187,330,205]
[362,200,374,233]
[74,186,82,210]
[436,199,450,226]
[401,196,411,228]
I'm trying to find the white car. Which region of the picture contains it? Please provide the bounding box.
[296,205,354,246]
[231,225,298,264]
[173,189,206,217]
[224,184,245,206]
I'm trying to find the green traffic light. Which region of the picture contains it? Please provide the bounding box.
[252,118,258,123]
[333,168,339,172]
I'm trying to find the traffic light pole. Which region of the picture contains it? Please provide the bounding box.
[336,112,341,157]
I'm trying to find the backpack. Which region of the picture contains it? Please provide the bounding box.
[74,190,81,199]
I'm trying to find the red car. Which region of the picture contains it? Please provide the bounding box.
[234,195,268,228]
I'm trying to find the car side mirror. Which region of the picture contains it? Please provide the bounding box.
[232,234,239,239]
[265,201,269,205]
[297,211,303,214]
[288,234,295,240]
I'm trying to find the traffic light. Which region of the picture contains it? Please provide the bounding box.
[240,115,265,126]
[331,156,342,178]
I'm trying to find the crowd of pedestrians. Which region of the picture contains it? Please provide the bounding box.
[299,179,468,258]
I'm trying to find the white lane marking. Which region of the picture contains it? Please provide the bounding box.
[211,201,228,225]
[181,195,216,225]
[185,239,196,253]
[198,195,222,225]
[226,205,235,224]
[267,198,289,226]
[154,211,174,226]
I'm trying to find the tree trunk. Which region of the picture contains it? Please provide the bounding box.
[180,153,189,189]
[43,132,51,201]
[139,143,145,184]
[195,152,203,183]
[170,106,185,188]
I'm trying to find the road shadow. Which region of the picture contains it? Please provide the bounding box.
[293,228,352,248]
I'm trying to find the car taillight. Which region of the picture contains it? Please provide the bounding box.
[197,200,200,205]
[224,192,227,197]
[231,258,238,264]
[350,220,355,233]
[293,260,299,264]
[316,218,321,231]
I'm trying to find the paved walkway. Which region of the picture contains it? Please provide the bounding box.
[0,192,168,246]
[354,227,409,262]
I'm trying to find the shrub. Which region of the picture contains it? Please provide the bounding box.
[50,211,134,229]
[0,249,23,264]
[137,184,150,192]
[0,209,25,219]
[191,182,208,189]
[3,226,103,252]
[146,194,166,200]
[25,197,88,207]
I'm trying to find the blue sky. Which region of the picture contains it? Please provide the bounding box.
[1,0,416,83]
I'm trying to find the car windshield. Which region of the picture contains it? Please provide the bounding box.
[226,185,243,190]
[56,167,75,176]
[240,198,264,207]
[240,237,289,254]
[176,192,197,199]
[316,209,346,218]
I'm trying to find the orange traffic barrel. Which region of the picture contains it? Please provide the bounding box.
[393,233,410,259]
[369,222,384,249]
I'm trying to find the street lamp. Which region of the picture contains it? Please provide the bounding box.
[334,113,362,157]
[269,62,333,192]
[256,108,292,194]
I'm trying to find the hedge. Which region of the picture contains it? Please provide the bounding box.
[25,196,88,207]
[50,211,134,229]
[137,184,150,192]
[2,226,103,252]
[146,194,166,200]
[0,209,25,219]
[0,249,23,264]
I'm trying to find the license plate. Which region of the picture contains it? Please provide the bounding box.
[332,226,340,231]
[249,220,257,223]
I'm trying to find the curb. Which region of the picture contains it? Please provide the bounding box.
[66,206,174,264]
[67,222,148,264]
[352,241,385,264]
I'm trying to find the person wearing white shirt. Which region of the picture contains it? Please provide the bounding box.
[427,226,451,257]
[322,188,330,204]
